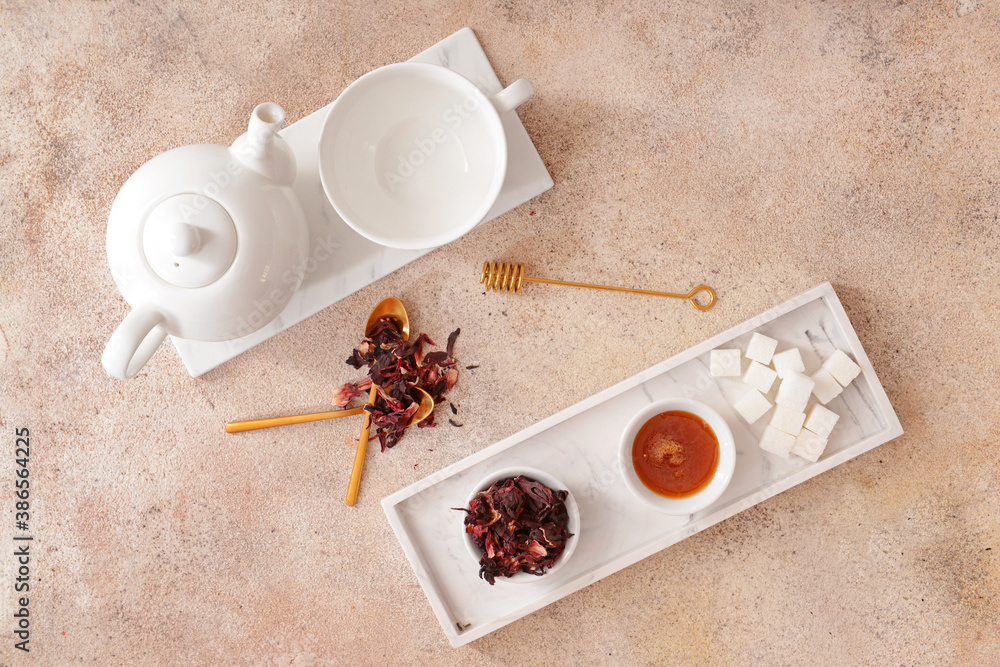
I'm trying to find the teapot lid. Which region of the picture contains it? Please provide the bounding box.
[140,194,237,288]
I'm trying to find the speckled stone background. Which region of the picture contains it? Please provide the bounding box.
[1,0,998,664]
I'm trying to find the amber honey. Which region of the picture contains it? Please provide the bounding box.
[632,410,720,498]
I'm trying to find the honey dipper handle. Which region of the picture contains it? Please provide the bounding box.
[525,277,716,310]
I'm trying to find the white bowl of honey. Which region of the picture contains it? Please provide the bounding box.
[618,398,736,515]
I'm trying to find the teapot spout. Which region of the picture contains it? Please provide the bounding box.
[231,102,297,185]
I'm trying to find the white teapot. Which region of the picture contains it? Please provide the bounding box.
[102,103,309,379]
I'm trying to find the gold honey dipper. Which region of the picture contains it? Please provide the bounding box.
[480,261,716,311]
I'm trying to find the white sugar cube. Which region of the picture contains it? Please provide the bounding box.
[769,405,805,435]
[734,389,772,424]
[772,348,805,379]
[804,404,840,439]
[775,371,815,412]
[791,429,828,463]
[823,349,861,387]
[743,361,777,393]
[759,425,796,458]
[746,333,778,365]
[710,349,742,377]
[810,368,843,404]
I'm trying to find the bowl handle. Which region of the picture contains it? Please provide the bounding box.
[102,306,167,380]
[490,79,534,116]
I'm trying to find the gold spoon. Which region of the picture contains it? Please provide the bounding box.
[223,388,434,433]
[346,296,414,506]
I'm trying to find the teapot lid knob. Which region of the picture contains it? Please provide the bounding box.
[141,194,238,289]
[167,222,201,257]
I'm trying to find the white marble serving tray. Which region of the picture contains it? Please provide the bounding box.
[171,28,553,377]
[382,282,903,647]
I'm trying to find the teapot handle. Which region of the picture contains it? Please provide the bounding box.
[102,306,167,380]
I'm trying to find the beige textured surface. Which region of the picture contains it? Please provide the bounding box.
[1,1,998,664]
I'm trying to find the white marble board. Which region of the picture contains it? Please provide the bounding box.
[382,282,904,647]
[171,28,553,377]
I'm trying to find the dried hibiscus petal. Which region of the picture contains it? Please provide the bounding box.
[453,475,574,585]
[333,318,459,451]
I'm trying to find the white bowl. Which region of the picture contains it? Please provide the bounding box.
[319,63,512,250]
[460,467,580,584]
[618,398,735,515]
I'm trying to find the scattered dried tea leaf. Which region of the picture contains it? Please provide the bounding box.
[333,319,459,451]
[453,475,573,585]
